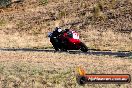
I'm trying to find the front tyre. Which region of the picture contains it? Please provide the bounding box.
[80,42,88,52]
[60,42,68,52]
[53,44,59,51]
[50,38,59,51]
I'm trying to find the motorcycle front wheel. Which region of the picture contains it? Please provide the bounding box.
[50,38,59,51]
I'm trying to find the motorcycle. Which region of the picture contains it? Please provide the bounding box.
[48,30,88,52]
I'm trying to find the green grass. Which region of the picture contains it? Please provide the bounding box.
[0,19,6,26]
[39,0,48,6]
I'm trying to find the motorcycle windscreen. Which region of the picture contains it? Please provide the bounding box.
[68,38,80,44]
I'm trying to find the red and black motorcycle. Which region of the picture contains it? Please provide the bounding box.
[48,30,88,52]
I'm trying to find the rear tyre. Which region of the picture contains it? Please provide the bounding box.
[80,42,88,52]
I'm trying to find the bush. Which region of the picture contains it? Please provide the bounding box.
[0,0,11,8]
[39,0,48,5]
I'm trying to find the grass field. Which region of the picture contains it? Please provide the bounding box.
[0,0,131,87]
[0,51,131,88]
[0,0,131,51]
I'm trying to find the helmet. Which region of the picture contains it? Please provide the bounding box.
[55,27,62,33]
[58,28,62,32]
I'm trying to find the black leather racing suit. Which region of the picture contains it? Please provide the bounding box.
[50,30,62,51]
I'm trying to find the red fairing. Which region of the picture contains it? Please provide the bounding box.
[68,38,80,44]
[63,33,68,37]
[63,31,81,44]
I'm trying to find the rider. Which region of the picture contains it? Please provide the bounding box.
[50,27,63,51]
[52,27,72,51]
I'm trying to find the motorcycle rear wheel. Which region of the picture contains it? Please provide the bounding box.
[80,42,88,52]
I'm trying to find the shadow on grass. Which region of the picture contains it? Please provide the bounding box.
[0,48,131,58]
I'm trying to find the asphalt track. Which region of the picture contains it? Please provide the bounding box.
[0,48,131,58]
